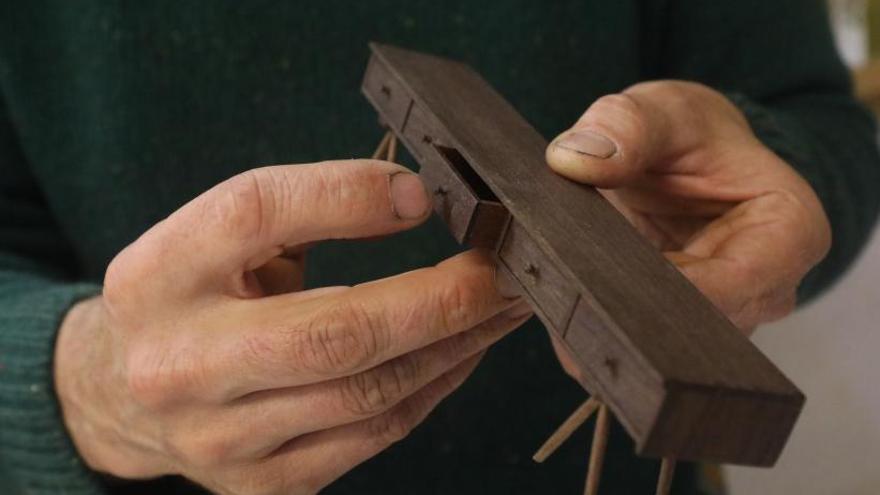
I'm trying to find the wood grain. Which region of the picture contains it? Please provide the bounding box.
[361,42,804,467]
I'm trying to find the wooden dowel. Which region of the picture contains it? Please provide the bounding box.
[371,131,392,159]
[533,397,601,463]
[584,403,610,495]
[387,132,398,162]
[655,458,676,495]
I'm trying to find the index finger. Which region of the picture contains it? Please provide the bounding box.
[118,160,431,300]
[672,191,829,330]
[215,250,516,397]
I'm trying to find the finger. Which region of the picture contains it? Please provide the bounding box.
[119,160,431,299]
[604,184,736,218]
[546,91,670,187]
[547,331,582,381]
[250,256,305,296]
[250,238,316,296]
[221,300,531,459]
[214,250,515,398]
[545,82,743,188]
[245,352,484,493]
[669,191,827,330]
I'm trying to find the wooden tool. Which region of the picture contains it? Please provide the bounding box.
[361,42,804,488]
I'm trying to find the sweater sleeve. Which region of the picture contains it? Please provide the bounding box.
[0,95,105,492]
[646,0,880,303]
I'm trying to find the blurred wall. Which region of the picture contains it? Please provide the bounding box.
[725,227,880,494]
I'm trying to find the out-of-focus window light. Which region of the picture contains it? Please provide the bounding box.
[830,0,868,67]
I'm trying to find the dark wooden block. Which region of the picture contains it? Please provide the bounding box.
[563,298,664,441]
[498,221,579,331]
[420,144,510,249]
[362,55,412,129]
[399,101,448,162]
[361,42,804,467]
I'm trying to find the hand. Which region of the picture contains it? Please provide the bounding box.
[544,81,830,374]
[54,160,531,494]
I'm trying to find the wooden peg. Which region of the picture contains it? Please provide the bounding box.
[655,458,676,495]
[533,397,600,463]
[371,131,392,159]
[584,403,610,495]
[387,132,398,162]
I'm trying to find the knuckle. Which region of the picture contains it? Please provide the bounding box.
[433,272,487,334]
[212,169,276,243]
[368,402,419,446]
[592,93,646,132]
[124,345,203,411]
[771,190,832,264]
[312,161,391,217]
[294,300,383,374]
[638,81,693,106]
[629,81,747,134]
[340,356,420,417]
[103,244,158,315]
[165,427,235,469]
[102,253,131,309]
[763,190,806,223]
[593,92,643,119]
[629,81,700,114]
[307,164,356,217]
[241,328,285,372]
[386,356,421,400]
[440,330,471,361]
[289,161,385,226]
[340,372,383,417]
[587,92,651,160]
[124,348,173,410]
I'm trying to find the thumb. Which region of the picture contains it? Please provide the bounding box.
[545,86,693,188]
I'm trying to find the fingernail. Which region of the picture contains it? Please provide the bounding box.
[555,130,616,158]
[502,299,534,320]
[389,172,430,220]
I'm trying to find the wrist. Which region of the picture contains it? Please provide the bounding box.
[54,296,167,479]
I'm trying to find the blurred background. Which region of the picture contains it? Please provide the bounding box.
[724,1,880,493]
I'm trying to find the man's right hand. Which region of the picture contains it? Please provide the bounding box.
[54,160,532,495]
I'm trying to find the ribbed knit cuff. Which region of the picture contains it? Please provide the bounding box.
[0,281,105,494]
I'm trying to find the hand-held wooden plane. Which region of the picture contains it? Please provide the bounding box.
[361,43,804,469]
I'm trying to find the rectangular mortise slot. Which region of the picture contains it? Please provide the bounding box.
[434,145,499,202]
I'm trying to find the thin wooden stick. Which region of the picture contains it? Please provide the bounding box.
[584,403,610,495]
[533,397,601,463]
[371,131,392,159]
[655,458,676,495]
[387,132,398,162]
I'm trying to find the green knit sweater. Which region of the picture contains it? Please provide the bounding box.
[1,1,878,494]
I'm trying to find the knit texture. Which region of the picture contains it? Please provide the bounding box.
[0,277,101,494]
[0,1,878,494]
